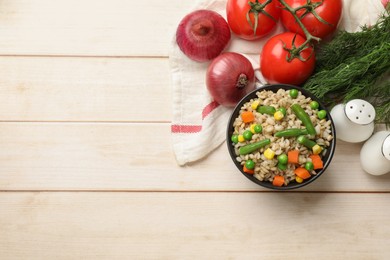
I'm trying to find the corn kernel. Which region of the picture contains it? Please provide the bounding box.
[312,144,323,155]
[274,111,284,121]
[251,100,260,110]
[238,135,245,143]
[264,148,275,160]
[295,176,303,183]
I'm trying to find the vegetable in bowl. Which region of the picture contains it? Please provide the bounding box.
[227,84,336,190]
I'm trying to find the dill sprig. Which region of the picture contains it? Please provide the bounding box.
[303,13,390,126]
[314,13,390,71]
[365,78,390,125]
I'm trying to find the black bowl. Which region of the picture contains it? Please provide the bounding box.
[226,84,336,190]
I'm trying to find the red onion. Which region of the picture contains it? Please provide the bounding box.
[176,10,231,62]
[206,52,255,107]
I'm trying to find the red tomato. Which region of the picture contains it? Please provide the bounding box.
[280,0,342,39]
[260,32,315,85]
[226,0,281,40]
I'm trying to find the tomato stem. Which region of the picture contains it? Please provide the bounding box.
[299,0,332,25]
[279,0,324,61]
[247,0,276,36]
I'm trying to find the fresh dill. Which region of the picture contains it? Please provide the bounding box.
[303,12,390,126]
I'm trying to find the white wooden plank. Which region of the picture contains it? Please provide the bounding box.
[0,123,389,191]
[0,57,171,121]
[0,192,389,259]
[0,0,194,56]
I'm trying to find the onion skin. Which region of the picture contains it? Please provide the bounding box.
[176,10,231,62]
[206,52,255,107]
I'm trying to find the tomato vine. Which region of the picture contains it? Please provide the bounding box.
[278,0,328,61]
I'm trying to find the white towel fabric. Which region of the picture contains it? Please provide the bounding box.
[170,0,385,166]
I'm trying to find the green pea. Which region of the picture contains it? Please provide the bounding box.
[277,154,288,165]
[310,101,319,110]
[231,135,239,144]
[254,124,262,133]
[305,161,314,171]
[243,130,253,141]
[277,107,287,116]
[318,110,327,120]
[245,160,255,170]
[277,163,287,171]
[289,89,299,99]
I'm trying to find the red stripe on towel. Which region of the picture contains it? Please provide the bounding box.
[172,101,219,134]
[202,101,220,119]
[171,124,202,133]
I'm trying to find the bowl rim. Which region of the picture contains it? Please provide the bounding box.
[226,84,337,190]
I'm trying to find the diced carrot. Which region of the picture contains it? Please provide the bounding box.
[272,175,285,187]
[287,150,299,164]
[309,154,324,170]
[241,111,255,123]
[294,167,311,180]
[243,164,254,174]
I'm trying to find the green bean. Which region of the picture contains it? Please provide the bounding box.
[257,105,276,115]
[239,139,271,155]
[297,135,317,149]
[291,104,317,136]
[274,128,308,138]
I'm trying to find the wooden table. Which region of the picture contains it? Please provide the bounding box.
[0,1,389,259]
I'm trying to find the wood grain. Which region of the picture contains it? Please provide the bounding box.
[0,192,389,259]
[0,57,171,122]
[1,123,389,191]
[0,0,194,56]
[0,0,388,257]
